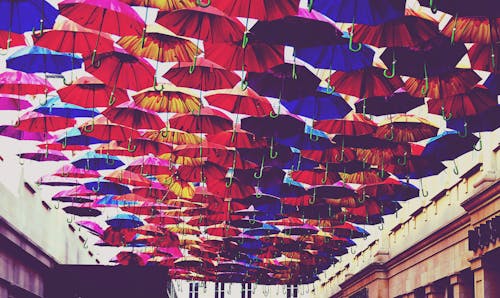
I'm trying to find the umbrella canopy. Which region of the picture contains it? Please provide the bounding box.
[7,46,84,74]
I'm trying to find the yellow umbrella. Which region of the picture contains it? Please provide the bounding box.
[133,84,201,113]
[143,129,202,145]
[157,174,195,199]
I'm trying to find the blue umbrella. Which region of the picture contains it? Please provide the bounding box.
[94,195,140,207]
[446,105,500,134]
[72,151,124,170]
[282,88,352,120]
[244,224,280,237]
[84,180,131,196]
[55,128,104,147]
[484,74,499,95]
[312,0,405,25]
[296,42,375,72]
[35,96,99,118]
[0,0,58,34]
[276,129,335,151]
[106,214,143,229]
[376,181,420,202]
[354,91,425,116]
[281,151,319,171]
[7,46,84,74]
[421,130,480,161]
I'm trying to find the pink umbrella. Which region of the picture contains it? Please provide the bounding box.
[0,71,54,95]
[53,164,101,179]
[0,95,32,110]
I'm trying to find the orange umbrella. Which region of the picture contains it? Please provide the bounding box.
[442,16,499,44]
[121,0,196,11]
[156,174,195,199]
[404,69,481,98]
[142,128,202,145]
[374,115,439,143]
[427,86,497,118]
[105,169,152,187]
[468,43,499,73]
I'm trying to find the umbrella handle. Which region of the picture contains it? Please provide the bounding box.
[39,92,48,105]
[383,52,397,79]
[105,153,115,165]
[269,103,280,118]
[140,27,147,48]
[384,126,394,141]
[18,156,25,165]
[242,31,249,48]
[109,93,116,106]
[53,200,60,209]
[348,20,362,53]
[421,64,429,96]
[309,129,319,141]
[378,218,384,230]
[420,178,429,197]
[441,106,452,121]
[429,0,438,13]
[189,55,198,74]
[254,155,265,179]
[83,237,88,249]
[67,214,74,223]
[321,163,329,184]
[31,19,45,37]
[225,175,234,188]
[83,119,94,133]
[335,138,345,162]
[450,14,458,46]
[153,77,164,91]
[308,0,314,11]
[240,64,249,90]
[91,50,101,68]
[269,138,278,159]
[397,152,407,166]
[358,189,367,203]
[92,181,100,192]
[309,188,316,205]
[62,76,73,86]
[196,0,211,7]
[452,159,459,175]
[292,49,298,80]
[473,135,482,151]
[458,122,468,138]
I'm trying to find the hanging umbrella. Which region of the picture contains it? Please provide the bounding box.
[177,162,227,183]
[132,85,201,113]
[374,115,439,143]
[282,88,352,120]
[0,71,54,95]
[354,90,424,116]
[57,76,129,108]
[169,107,233,134]
[53,164,100,179]
[420,131,480,161]
[0,125,53,141]
[52,185,95,203]
[76,220,104,237]
[6,46,83,74]
[0,0,58,34]
[16,111,76,132]
[206,128,267,149]
[205,87,274,117]
[127,155,174,176]
[468,43,499,73]
[350,16,440,48]
[157,174,195,199]
[427,86,497,119]
[102,101,165,130]
[206,223,242,237]
[441,16,499,45]
[85,49,155,94]
[0,95,32,111]
[85,180,131,195]
[446,105,500,134]
[212,0,299,21]
[115,138,173,157]
[384,155,447,179]
[35,96,98,118]
[106,214,144,229]
[207,177,255,199]
[156,6,245,43]
[79,116,141,142]
[17,149,68,162]
[163,58,240,91]
[105,169,152,187]
[250,8,343,47]
[404,69,481,98]
[121,0,196,11]
[118,31,201,62]
[327,67,403,98]
[142,128,202,145]
[55,128,103,149]
[311,0,404,26]
[72,151,124,170]
[379,36,468,78]
[291,167,341,186]
[418,0,498,17]
[314,113,377,136]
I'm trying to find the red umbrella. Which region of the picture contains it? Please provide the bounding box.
[17,111,76,132]
[164,58,240,91]
[174,142,229,159]
[53,164,100,179]
[351,16,440,48]
[328,67,403,98]
[206,128,267,149]
[441,16,499,44]
[404,69,481,98]
[0,30,26,50]
[37,142,89,152]
[468,43,499,73]
[206,223,241,237]
[85,49,155,94]
[102,102,165,130]
[290,168,340,186]
[156,6,245,43]
[314,113,377,136]
[57,76,129,108]
[374,115,439,143]
[177,162,227,183]
[96,141,135,157]
[205,87,274,117]
[0,71,54,95]
[212,0,300,21]
[301,147,357,164]
[79,117,140,142]
[116,138,173,156]
[120,0,196,11]
[427,86,497,119]
[132,85,201,113]
[169,107,233,134]
[208,177,255,199]
[144,214,183,225]
[142,128,202,145]
[59,0,145,35]
[204,40,284,72]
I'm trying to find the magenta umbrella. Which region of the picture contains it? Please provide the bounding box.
[17,149,68,162]
[0,125,54,141]
[0,95,32,110]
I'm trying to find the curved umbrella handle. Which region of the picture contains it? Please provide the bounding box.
[254,155,265,179]
[269,137,278,159]
[240,64,248,91]
[348,19,362,52]
[309,129,319,141]
[308,0,314,11]
[308,188,316,205]
[161,126,169,137]
[91,50,101,68]
[421,64,429,96]
[108,92,116,106]
[196,0,211,7]
[450,14,458,45]
[225,175,234,188]
[358,189,367,203]
[429,0,438,13]
[105,153,115,165]
[335,138,345,162]
[83,119,94,133]
[458,122,468,138]
[241,31,249,48]
[378,219,384,230]
[383,52,397,78]
[452,159,459,175]
[140,27,147,48]
[153,77,164,91]
[53,200,60,209]
[321,163,329,184]
[397,152,407,166]
[420,178,429,197]
[39,92,48,105]
[189,55,198,74]
[92,181,100,192]
[62,76,74,86]
[269,103,280,118]
[31,19,45,37]
[127,138,137,152]
[441,106,452,121]
[61,133,68,149]
[67,214,74,223]
[473,135,482,151]
[249,214,256,224]
[384,125,394,141]
[83,237,88,249]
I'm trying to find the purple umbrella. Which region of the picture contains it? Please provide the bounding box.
[0,95,32,110]
[63,204,102,217]
[18,149,68,162]
[281,224,319,236]
[0,125,54,141]
[36,175,81,187]
[76,220,104,237]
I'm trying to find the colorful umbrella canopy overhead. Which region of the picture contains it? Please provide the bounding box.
[0,0,497,286]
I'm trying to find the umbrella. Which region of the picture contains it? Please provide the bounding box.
[212,0,300,21]
[55,128,103,149]
[57,76,129,108]
[421,131,480,161]
[121,0,196,10]
[35,96,98,118]
[328,67,403,99]
[0,125,52,141]
[0,71,54,95]
[354,91,424,116]
[105,169,152,187]
[53,164,100,179]
[420,0,499,19]
[169,107,233,134]
[63,205,102,217]
[446,105,500,134]
[18,149,68,162]
[206,128,267,149]
[427,86,497,119]
[85,49,155,94]
[441,16,499,45]
[291,168,341,186]
[132,85,201,113]
[17,111,76,132]
[6,46,83,74]
[79,116,141,142]
[106,214,144,229]
[250,8,344,47]
[311,0,405,25]
[206,223,242,237]
[72,152,124,170]
[142,128,202,145]
[127,155,174,176]
[84,180,131,195]
[314,113,377,136]
[0,0,58,34]
[374,115,439,143]
[0,95,32,111]
[404,69,481,98]
[156,6,245,43]
[118,32,200,62]
[282,88,352,120]
[205,87,274,117]
[163,58,240,91]
[468,43,499,73]
[102,101,165,130]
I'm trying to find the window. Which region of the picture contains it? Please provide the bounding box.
[189,282,199,298]
[349,288,368,298]
[241,283,252,298]
[215,282,225,298]
[286,284,298,298]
